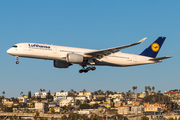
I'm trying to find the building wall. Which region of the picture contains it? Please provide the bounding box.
[56,92,68,96]
[118,106,130,114]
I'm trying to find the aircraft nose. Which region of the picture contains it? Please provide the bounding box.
[6,49,11,54]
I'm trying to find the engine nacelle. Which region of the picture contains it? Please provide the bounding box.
[53,60,72,68]
[66,53,84,64]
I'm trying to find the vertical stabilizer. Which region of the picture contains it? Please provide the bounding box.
[140,37,166,58]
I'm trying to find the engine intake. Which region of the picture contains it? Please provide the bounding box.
[54,60,72,68]
[66,53,84,64]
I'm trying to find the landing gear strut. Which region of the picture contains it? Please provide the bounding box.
[15,56,19,64]
[79,66,96,73]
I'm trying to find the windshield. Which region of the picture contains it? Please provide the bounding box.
[12,45,17,48]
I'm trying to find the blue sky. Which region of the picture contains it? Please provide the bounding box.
[0,1,179,98]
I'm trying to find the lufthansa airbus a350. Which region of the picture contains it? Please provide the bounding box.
[7,37,171,73]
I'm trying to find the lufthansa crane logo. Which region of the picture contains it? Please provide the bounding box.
[151,43,160,52]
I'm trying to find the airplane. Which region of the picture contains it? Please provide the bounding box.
[7,37,172,73]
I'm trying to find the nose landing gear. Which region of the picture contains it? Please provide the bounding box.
[15,56,19,64]
[79,66,96,73]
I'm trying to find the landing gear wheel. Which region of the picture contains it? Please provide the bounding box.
[79,70,84,73]
[15,56,19,64]
[91,67,96,71]
[84,70,88,73]
[86,67,91,71]
[79,65,96,73]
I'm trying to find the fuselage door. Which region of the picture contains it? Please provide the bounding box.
[133,56,137,62]
[53,47,57,54]
[24,44,27,51]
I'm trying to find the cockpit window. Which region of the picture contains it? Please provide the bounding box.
[12,45,17,48]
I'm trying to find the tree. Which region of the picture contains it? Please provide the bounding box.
[132,86,136,93]
[70,89,76,94]
[152,86,155,92]
[82,89,86,93]
[28,91,31,99]
[39,88,43,93]
[92,103,99,109]
[168,117,174,120]
[76,100,81,105]
[141,116,149,120]
[13,115,18,120]
[2,91,5,97]
[105,90,114,96]
[20,91,23,96]
[145,86,148,92]
[97,89,104,95]
[42,89,46,92]
[135,86,137,93]
[68,113,76,120]
[46,90,53,101]
[79,103,90,109]
[141,94,169,104]
[93,91,98,95]
[148,86,151,93]
[50,108,55,114]
[61,115,68,120]
[114,91,117,94]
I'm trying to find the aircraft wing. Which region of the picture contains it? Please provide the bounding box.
[149,56,172,61]
[84,37,147,58]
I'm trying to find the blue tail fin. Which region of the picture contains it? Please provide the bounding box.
[140,37,166,58]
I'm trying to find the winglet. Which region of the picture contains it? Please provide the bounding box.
[138,37,147,44]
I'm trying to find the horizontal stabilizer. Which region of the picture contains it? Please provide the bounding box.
[149,56,172,61]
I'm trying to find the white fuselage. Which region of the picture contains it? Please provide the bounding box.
[7,43,157,67]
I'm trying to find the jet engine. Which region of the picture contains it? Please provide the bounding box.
[53,60,72,68]
[66,53,84,64]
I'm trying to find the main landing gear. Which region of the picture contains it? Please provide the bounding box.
[79,66,96,73]
[15,56,19,64]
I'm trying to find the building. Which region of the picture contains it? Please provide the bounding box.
[101,101,113,108]
[138,92,146,99]
[18,97,27,103]
[109,94,123,99]
[78,92,93,100]
[56,92,68,96]
[13,108,37,113]
[128,101,140,106]
[53,92,68,102]
[54,107,62,113]
[143,103,166,112]
[48,102,57,108]
[118,106,130,114]
[35,102,48,113]
[2,98,14,107]
[75,96,87,103]
[27,102,34,108]
[34,92,47,98]
[131,105,144,114]
[59,97,75,107]
[93,95,106,100]
[164,90,180,100]
[130,93,139,100]
[89,101,101,105]
[113,98,121,103]
[115,101,123,108]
